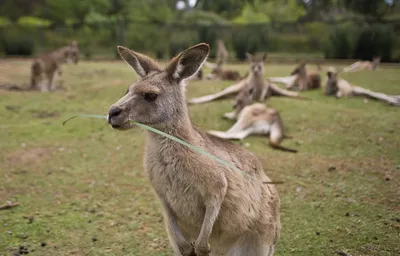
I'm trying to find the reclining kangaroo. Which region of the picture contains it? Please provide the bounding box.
[30,40,79,92]
[204,40,241,81]
[214,83,297,153]
[189,53,302,105]
[210,101,297,153]
[343,56,381,72]
[325,67,400,106]
[107,43,281,256]
[268,62,321,91]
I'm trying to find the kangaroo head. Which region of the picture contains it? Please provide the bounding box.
[233,87,254,117]
[69,40,79,64]
[108,43,210,130]
[291,62,307,76]
[325,67,339,95]
[246,53,267,76]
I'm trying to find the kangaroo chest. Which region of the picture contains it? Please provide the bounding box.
[144,142,205,229]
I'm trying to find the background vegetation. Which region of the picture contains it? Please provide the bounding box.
[0,0,400,61]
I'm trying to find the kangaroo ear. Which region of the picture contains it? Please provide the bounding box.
[117,46,161,77]
[166,43,210,81]
[262,53,268,61]
[245,52,253,61]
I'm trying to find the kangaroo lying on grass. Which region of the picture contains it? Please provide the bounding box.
[204,39,229,70]
[268,62,321,91]
[209,103,297,153]
[325,67,400,106]
[107,43,281,256]
[189,53,302,105]
[30,40,79,92]
[343,56,381,72]
[203,40,242,81]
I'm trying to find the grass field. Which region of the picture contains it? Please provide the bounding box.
[0,59,399,256]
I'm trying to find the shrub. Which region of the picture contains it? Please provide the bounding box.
[1,33,34,56]
[323,23,357,59]
[233,25,269,60]
[324,23,396,61]
[353,24,395,62]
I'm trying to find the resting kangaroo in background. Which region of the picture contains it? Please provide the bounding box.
[288,62,321,91]
[325,67,400,106]
[343,56,381,72]
[190,53,302,105]
[209,103,297,153]
[30,40,79,92]
[204,39,229,70]
[107,43,281,256]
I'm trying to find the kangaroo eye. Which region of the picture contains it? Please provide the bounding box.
[142,92,158,102]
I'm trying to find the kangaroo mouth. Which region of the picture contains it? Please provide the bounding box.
[110,122,133,130]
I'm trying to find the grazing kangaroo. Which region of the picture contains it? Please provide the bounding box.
[209,103,297,153]
[30,41,79,92]
[325,67,400,106]
[343,56,381,72]
[189,54,302,105]
[108,43,281,256]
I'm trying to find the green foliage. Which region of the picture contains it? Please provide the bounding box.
[324,23,357,59]
[1,31,35,56]
[233,25,270,60]
[353,24,395,61]
[233,1,270,24]
[17,16,51,28]
[0,16,11,28]
[269,34,313,53]
[345,0,393,20]
[233,0,305,24]
[324,23,396,61]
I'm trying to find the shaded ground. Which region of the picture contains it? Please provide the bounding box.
[0,60,399,256]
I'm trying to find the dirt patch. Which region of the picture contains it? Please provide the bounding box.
[7,147,52,165]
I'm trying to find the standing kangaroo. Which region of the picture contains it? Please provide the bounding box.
[108,43,281,256]
[30,40,79,92]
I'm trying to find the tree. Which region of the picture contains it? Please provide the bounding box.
[345,0,395,21]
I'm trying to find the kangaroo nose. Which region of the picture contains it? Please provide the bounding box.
[108,106,122,122]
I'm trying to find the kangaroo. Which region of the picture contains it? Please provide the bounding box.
[224,87,255,120]
[189,54,302,105]
[30,41,79,92]
[206,65,242,81]
[287,62,321,91]
[209,103,297,153]
[343,56,381,72]
[107,43,281,256]
[204,39,241,81]
[325,67,400,106]
[204,39,229,70]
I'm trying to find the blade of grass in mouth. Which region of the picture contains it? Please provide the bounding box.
[62,114,279,184]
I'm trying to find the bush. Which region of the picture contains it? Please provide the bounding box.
[353,24,395,62]
[269,34,312,53]
[323,23,357,59]
[324,23,396,61]
[1,33,34,56]
[233,25,269,60]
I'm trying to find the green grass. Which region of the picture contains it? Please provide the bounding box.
[0,60,399,256]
